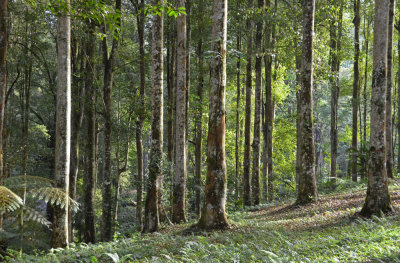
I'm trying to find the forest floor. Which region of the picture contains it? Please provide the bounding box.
[11,180,400,262]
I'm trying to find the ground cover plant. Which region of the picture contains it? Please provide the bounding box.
[9,182,400,263]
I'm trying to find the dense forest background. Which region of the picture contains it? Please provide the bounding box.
[0,0,399,261]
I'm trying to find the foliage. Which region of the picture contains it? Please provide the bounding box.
[10,184,400,263]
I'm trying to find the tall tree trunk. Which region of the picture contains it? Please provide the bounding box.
[69,36,85,242]
[330,3,342,182]
[51,0,71,247]
[235,22,241,204]
[251,0,263,206]
[113,109,132,223]
[166,13,175,218]
[351,0,360,182]
[133,0,145,231]
[143,0,164,233]
[398,26,400,175]
[83,22,96,244]
[197,0,230,230]
[296,0,317,205]
[386,0,395,179]
[243,0,253,206]
[360,0,394,217]
[362,16,370,180]
[0,0,7,187]
[265,0,276,201]
[194,1,204,215]
[173,0,187,224]
[185,0,191,198]
[101,0,121,242]
[263,0,271,202]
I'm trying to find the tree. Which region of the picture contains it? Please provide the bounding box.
[330,1,343,182]
[69,33,85,242]
[264,0,276,202]
[360,0,394,217]
[385,0,395,179]
[83,21,97,244]
[51,0,71,248]
[101,0,121,242]
[251,0,264,205]
[296,0,317,205]
[0,0,7,191]
[133,0,145,231]
[143,0,164,233]
[197,0,230,230]
[351,0,360,182]
[173,0,187,224]
[243,0,253,207]
[194,0,205,216]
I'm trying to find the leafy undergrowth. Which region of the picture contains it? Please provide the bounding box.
[8,183,400,263]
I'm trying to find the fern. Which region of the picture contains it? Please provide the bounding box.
[0,186,23,212]
[19,205,51,227]
[4,175,53,190]
[30,187,79,212]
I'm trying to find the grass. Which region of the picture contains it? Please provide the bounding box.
[7,181,400,262]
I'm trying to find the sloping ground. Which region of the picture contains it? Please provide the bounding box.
[9,186,400,263]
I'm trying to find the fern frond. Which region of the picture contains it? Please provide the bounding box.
[0,186,23,212]
[17,206,51,228]
[29,187,79,212]
[4,175,54,190]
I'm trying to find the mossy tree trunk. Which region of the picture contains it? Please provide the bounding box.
[143,0,164,233]
[132,0,145,231]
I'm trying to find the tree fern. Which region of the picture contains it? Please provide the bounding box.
[0,186,23,212]
[30,187,79,212]
[4,175,53,190]
[19,205,51,227]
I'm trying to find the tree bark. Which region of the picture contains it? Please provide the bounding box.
[143,0,164,233]
[69,35,85,242]
[197,0,230,230]
[386,0,395,179]
[296,0,318,205]
[263,0,272,202]
[360,0,394,217]
[0,0,7,184]
[362,16,370,180]
[251,0,264,206]
[243,0,253,207]
[235,20,241,204]
[83,21,96,244]
[351,0,360,182]
[51,0,71,247]
[330,2,342,182]
[101,0,121,242]
[194,0,204,215]
[398,25,400,175]
[173,0,187,224]
[133,0,145,231]
[265,0,276,202]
